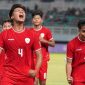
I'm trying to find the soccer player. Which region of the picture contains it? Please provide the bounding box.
[0,19,12,84]
[31,10,55,85]
[66,20,85,85]
[0,48,5,84]
[0,4,42,85]
[2,19,12,31]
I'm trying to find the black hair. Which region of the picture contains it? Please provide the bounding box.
[9,4,26,18]
[78,20,85,29]
[32,10,43,18]
[2,19,12,26]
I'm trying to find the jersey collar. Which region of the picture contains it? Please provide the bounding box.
[12,27,25,33]
[78,36,85,42]
[33,26,42,31]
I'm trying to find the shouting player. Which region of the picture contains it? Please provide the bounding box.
[0,4,42,85]
[31,10,55,85]
[66,20,85,85]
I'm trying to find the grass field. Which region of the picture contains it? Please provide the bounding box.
[46,53,68,85]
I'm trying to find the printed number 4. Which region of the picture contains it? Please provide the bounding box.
[18,49,23,57]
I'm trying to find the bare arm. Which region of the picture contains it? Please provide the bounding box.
[29,49,42,77]
[39,37,55,47]
[35,49,42,72]
[66,58,73,84]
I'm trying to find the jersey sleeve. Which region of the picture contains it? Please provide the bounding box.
[46,29,53,40]
[66,42,74,59]
[0,32,4,49]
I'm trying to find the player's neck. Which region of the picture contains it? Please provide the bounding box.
[78,36,85,42]
[13,23,25,33]
[34,25,42,31]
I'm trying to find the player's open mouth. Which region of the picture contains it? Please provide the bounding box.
[19,15,24,18]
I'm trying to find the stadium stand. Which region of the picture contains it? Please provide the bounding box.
[0,0,85,42]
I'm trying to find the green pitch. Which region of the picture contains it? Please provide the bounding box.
[46,53,68,85]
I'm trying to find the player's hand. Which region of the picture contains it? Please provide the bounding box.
[28,69,37,78]
[0,47,3,54]
[67,76,73,85]
[34,77,38,85]
[39,37,47,43]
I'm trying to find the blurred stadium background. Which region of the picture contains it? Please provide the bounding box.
[0,0,85,85]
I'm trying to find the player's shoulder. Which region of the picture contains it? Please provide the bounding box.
[25,28,35,37]
[42,26,51,32]
[42,26,49,30]
[0,28,12,35]
[68,36,78,46]
[27,28,35,34]
[26,27,33,31]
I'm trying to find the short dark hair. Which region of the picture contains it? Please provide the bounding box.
[9,4,26,18]
[32,10,43,18]
[2,19,12,26]
[78,20,85,29]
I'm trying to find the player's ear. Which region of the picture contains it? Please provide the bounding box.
[11,16,14,19]
[11,14,14,19]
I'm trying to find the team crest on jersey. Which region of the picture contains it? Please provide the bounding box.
[40,33,44,38]
[25,38,30,44]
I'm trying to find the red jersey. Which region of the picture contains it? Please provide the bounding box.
[0,51,5,76]
[30,26,53,61]
[67,36,85,82]
[0,28,41,77]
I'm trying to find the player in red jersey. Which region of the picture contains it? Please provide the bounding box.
[66,20,85,85]
[0,50,5,84]
[0,4,42,85]
[31,10,55,85]
[0,19,12,84]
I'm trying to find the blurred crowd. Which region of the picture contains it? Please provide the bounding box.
[0,4,85,27]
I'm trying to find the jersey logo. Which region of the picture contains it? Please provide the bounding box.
[40,33,44,38]
[25,38,30,44]
[8,39,15,40]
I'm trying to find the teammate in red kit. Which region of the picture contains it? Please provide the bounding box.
[0,4,42,85]
[2,19,12,31]
[0,50,5,84]
[0,19,12,84]
[31,10,55,85]
[66,20,85,85]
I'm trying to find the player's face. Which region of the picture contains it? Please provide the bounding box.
[11,8,26,22]
[2,22,12,31]
[79,25,85,41]
[32,15,43,26]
